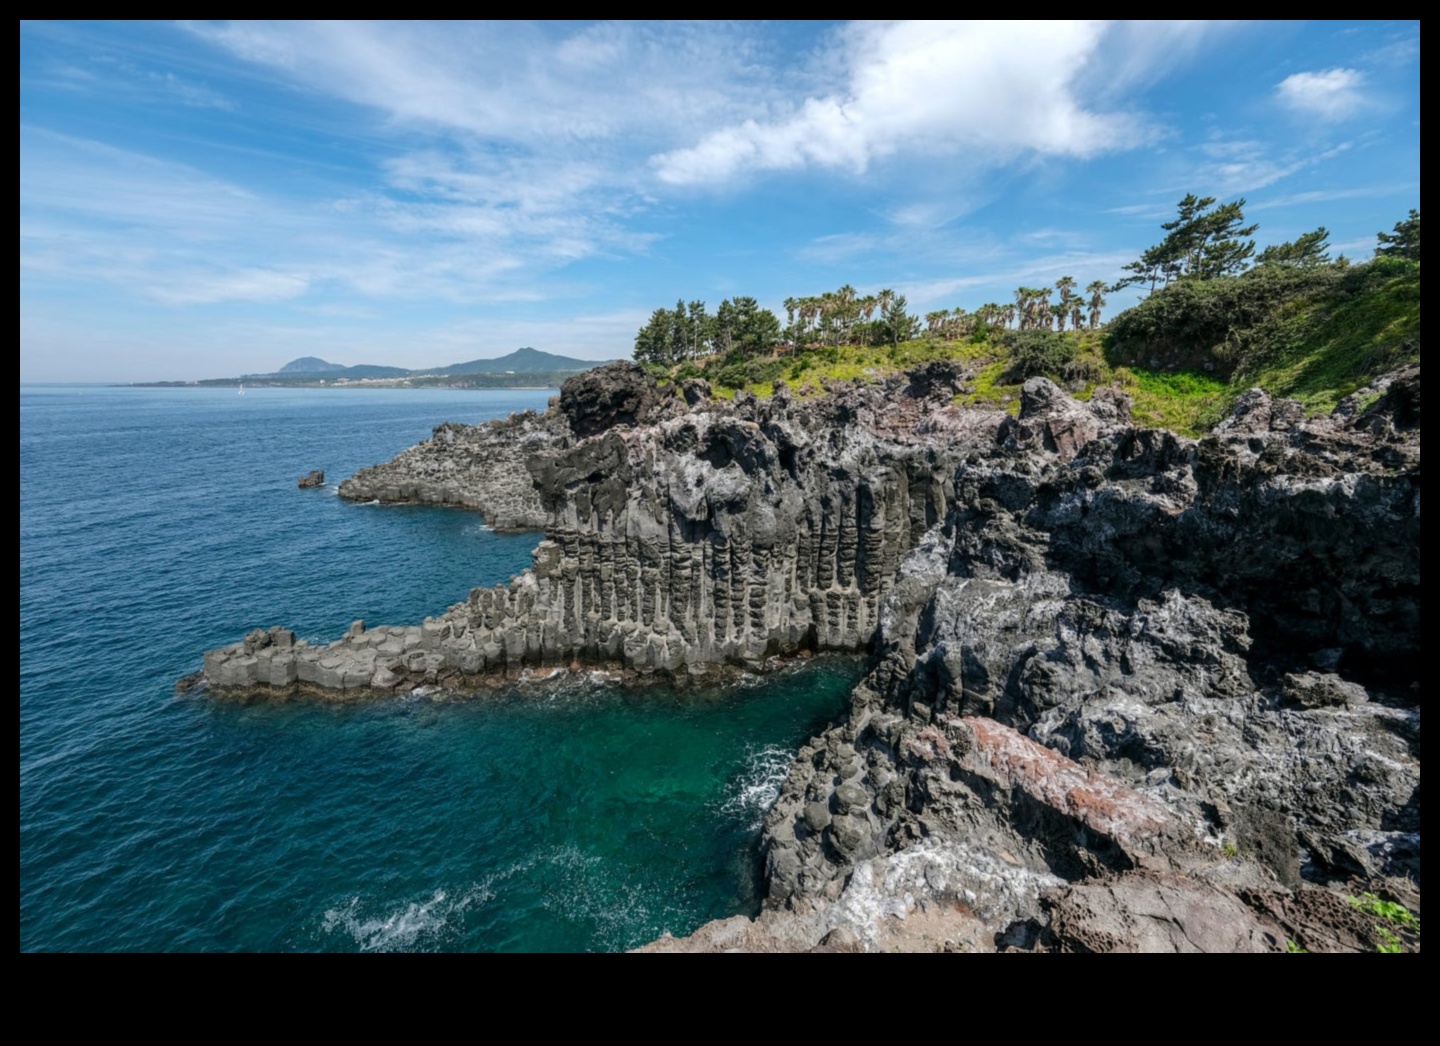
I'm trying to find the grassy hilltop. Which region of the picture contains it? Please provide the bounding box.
[642,244,1418,438]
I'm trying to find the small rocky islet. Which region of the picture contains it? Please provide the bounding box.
[188,359,1420,952]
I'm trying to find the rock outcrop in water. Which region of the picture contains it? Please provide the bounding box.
[194,360,1421,952]
[204,361,997,691]
[337,407,571,530]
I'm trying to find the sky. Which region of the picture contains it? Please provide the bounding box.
[20,20,1421,382]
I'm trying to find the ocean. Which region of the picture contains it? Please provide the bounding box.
[19,385,855,951]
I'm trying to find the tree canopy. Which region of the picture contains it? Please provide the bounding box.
[1257,227,1331,268]
[1114,194,1258,292]
[1375,209,1420,262]
[632,296,780,365]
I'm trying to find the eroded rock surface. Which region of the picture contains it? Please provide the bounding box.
[734,367,1420,950]
[196,361,1421,952]
[337,406,571,530]
[204,361,1022,691]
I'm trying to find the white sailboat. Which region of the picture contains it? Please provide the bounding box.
[238,382,245,396]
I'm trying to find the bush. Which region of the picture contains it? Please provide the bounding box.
[1000,330,1076,381]
[1104,264,1345,375]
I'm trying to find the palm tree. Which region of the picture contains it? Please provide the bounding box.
[798,297,818,348]
[1014,287,1032,330]
[1086,280,1107,329]
[1054,276,1076,332]
[1033,287,1052,332]
[859,294,879,346]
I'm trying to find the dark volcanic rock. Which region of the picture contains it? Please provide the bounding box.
[298,469,325,488]
[558,361,664,438]
[202,370,1022,692]
[752,368,1420,946]
[197,361,1421,951]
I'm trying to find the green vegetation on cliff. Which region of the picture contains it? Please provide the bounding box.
[640,204,1419,437]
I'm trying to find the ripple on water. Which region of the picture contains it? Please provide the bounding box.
[21,387,858,951]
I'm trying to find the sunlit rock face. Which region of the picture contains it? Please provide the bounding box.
[199,361,1420,953]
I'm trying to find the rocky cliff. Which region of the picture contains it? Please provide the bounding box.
[337,406,570,530]
[735,366,1420,952]
[202,361,997,692]
[193,360,1421,952]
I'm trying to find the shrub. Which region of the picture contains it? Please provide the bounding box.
[1000,330,1076,381]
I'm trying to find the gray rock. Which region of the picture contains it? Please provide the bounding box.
[1282,670,1368,708]
[194,363,1421,952]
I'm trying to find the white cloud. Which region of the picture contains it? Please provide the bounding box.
[1079,21,1246,94]
[150,268,309,305]
[653,21,1162,186]
[1276,68,1370,121]
[184,21,770,145]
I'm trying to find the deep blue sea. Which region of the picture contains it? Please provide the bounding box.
[19,385,855,951]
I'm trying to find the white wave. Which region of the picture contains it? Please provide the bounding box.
[320,884,493,952]
[719,744,795,830]
[530,844,669,951]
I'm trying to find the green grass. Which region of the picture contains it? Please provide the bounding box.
[699,336,1004,400]
[1105,257,1419,422]
[958,359,1022,413]
[1232,261,1420,411]
[1115,366,1231,435]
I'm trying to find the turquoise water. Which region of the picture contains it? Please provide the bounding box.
[19,385,856,951]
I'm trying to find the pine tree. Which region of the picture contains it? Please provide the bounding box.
[1114,194,1258,291]
[1375,209,1420,262]
[1258,227,1331,267]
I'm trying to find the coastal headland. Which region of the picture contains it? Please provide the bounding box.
[188,359,1420,952]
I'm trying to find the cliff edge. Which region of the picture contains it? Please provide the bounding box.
[190,360,1421,952]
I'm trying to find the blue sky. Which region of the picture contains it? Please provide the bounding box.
[20,20,1420,382]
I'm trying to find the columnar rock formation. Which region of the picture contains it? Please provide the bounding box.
[193,360,1421,952]
[203,362,996,691]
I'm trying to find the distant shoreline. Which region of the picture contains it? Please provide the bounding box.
[121,381,562,391]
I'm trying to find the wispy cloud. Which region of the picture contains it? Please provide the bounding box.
[903,250,1135,309]
[19,125,652,309]
[1276,68,1371,121]
[1250,182,1417,211]
[184,21,772,145]
[1186,136,1354,195]
[1077,20,1247,94]
[147,70,236,110]
[19,20,1419,381]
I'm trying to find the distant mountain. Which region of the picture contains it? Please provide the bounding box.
[266,347,607,381]
[277,356,347,374]
[262,359,409,380]
[422,347,602,376]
